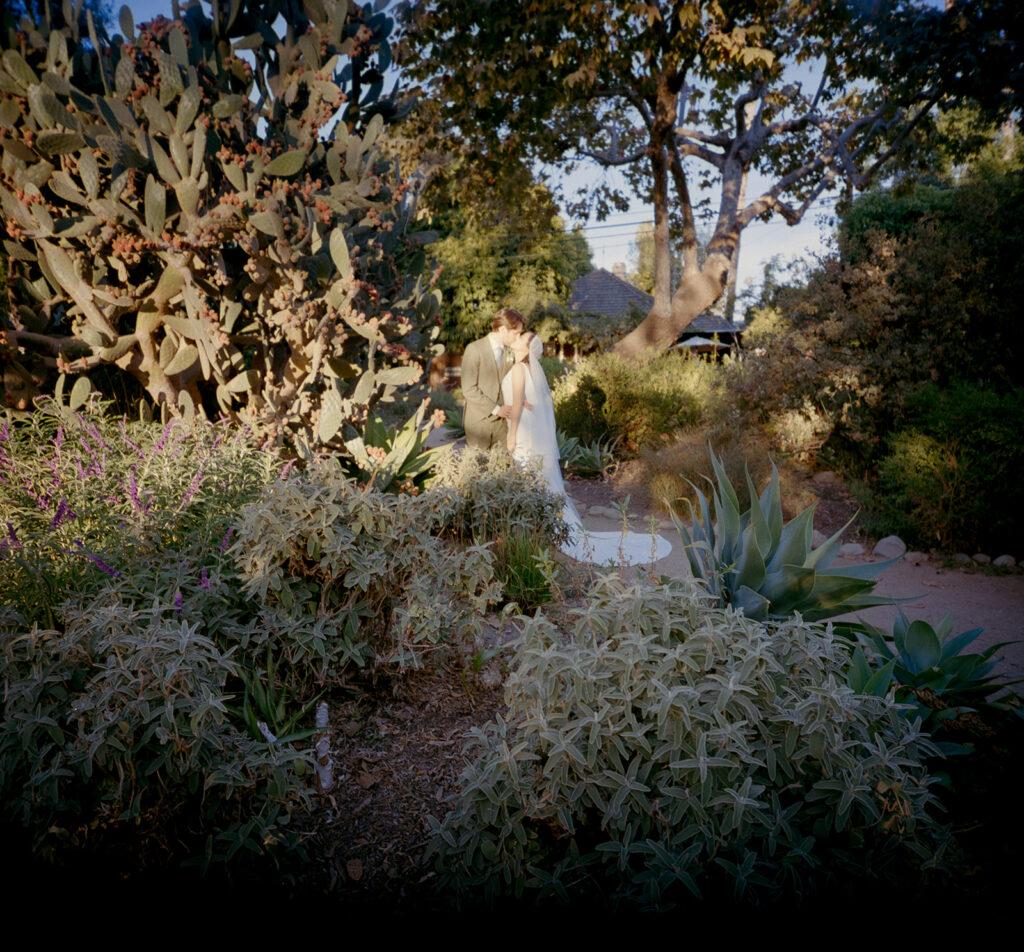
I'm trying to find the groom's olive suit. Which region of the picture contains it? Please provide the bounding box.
[462,335,509,450]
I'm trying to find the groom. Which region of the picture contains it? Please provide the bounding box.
[461,308,525,450]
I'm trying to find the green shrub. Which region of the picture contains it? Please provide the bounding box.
[0,398,277,629]
[863,383,1024,552]
[552,367,608,444]
[0,601,310,867]
[640,426,815,517]
[552,351,705,453]
[732,172,1024,483]
[429,577,944,906]
[492,529,558,612]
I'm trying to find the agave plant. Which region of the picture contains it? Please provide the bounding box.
[670,450,902,623]
[855,611,1017,731]
[565,435,619,479]
[340,399,449,493]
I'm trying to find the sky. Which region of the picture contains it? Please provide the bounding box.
[555,161,838,293]
[122,0,839,297]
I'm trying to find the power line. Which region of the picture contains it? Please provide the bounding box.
[425,199,836,246]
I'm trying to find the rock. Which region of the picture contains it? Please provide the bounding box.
[873,535,907,560]
[972,553,992,565]
[905,551,928,564]
[589,505,622,520]
[994,555,1016,568]
[811,529,828,549]
[812,470,838,485]
[839,542,865,557]
[953,553,972,565]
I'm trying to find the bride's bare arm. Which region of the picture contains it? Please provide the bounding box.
[506,363,526,452]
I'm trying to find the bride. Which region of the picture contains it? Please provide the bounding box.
[503,330,672,566]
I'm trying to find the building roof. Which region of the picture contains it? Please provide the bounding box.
[569,268,740,336]
[569,268,653,321]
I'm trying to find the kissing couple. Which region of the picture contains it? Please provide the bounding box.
[460,308,671,566]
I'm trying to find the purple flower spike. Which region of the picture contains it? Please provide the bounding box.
[181,464,206,506]
[220,527,234,552]
[50,499,76,529]
[118,418,141,456]
[153,420,174,455]
[126,472,142,512]
[73,540,121,578]
[200,566,211,589]
[5,522,20,549]
[173,590,184,616]
[80,418,110,450]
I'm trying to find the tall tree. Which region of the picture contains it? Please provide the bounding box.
[399,0,988,355]
[416,158,592,349]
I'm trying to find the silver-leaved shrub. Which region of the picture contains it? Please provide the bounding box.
[232,461,503,684]
[430,577,945,907]
[428,446,571,548]
[0,600,309,865]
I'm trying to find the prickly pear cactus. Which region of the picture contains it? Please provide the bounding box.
[0,0,440,449]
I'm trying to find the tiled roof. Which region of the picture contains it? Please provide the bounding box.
[570,268,740,335]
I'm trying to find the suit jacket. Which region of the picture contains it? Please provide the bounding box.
[462,335,509,450]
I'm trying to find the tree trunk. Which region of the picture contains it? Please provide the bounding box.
[614,251,731,356]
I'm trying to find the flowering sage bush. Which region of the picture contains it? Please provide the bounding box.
[0,394,278,627]
[430,577,946,907]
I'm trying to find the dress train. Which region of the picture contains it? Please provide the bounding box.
[504,341,672,567]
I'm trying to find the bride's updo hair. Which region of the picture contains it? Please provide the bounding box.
[492,307,525,332]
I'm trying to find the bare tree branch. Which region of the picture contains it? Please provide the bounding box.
[578,145,649,166]
[674,126,731,147]
[666,137,700,271]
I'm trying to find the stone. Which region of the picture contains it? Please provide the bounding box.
[812,470,838,484]
[839,542,865,557]
[811,529,828,549]
[972,553,991,565]
[953,553,972,565]
[904,551,928,564]
[993,554,1016,568]
[873,535,907,560]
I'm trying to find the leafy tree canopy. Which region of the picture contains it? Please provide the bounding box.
[398,1,1004,354]
[413,157,592,350]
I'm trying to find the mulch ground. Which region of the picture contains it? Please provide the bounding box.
[288,669,506,911]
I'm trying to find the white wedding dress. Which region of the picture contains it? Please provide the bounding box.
[502,338,672,567]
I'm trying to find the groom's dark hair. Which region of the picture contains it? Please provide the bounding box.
[492,308,525,332]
